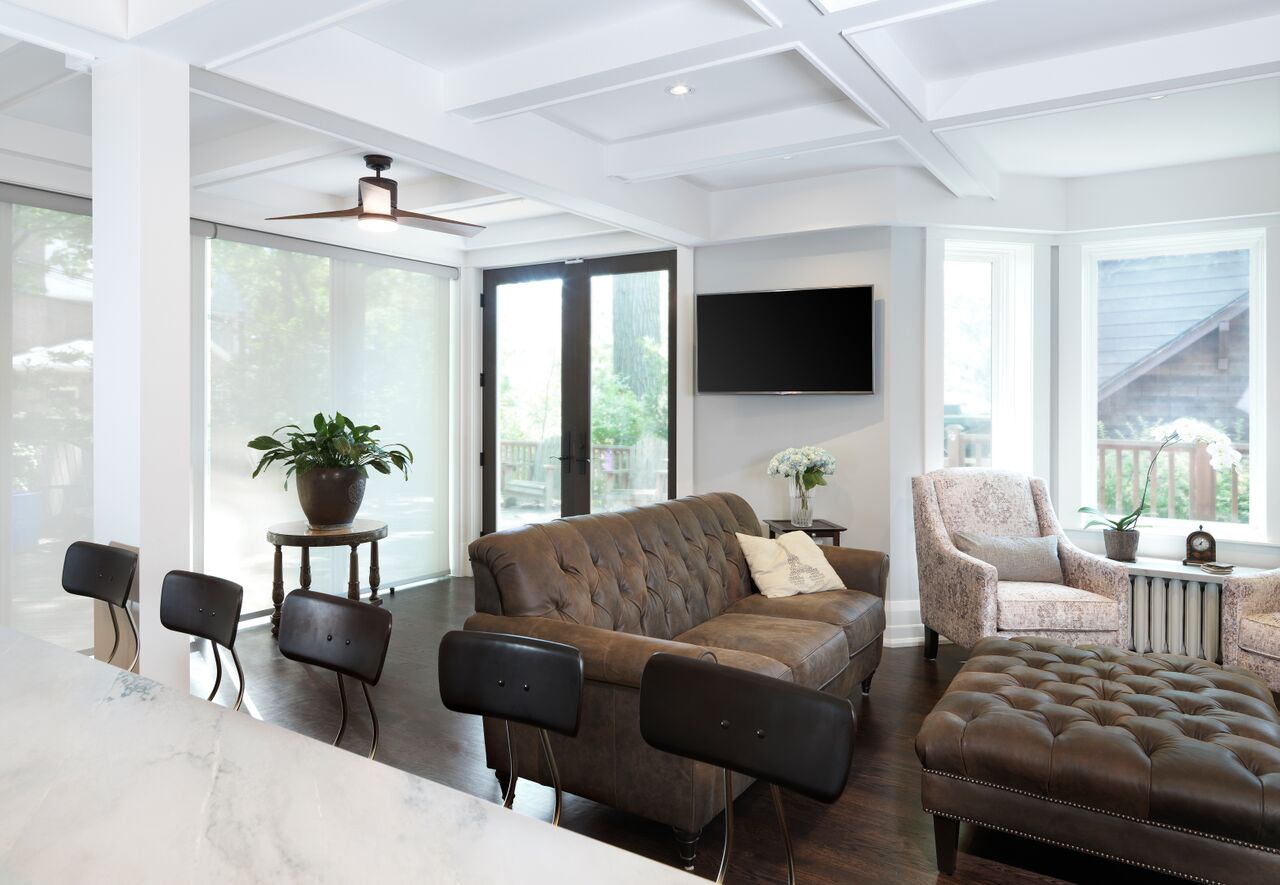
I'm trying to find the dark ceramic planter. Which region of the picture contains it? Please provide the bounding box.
[1102,528,1140,562]
[296,467,366,530]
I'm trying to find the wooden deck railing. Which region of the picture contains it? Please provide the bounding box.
[498,440,662,504]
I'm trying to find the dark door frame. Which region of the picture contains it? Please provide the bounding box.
[481,249,677,535]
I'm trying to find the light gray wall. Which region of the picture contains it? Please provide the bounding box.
[691,227,927,645]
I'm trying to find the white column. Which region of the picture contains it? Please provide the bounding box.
[92,49,192,689]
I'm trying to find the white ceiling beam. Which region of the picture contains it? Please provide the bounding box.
[0,40,80,108]
[0,112,90,167]
[605,103,888,182]
[464,214,617,251]
[445,0,998,121]
[394,176,507,214]
[132,0,399,69]
[190,121,351,188]
[927,15,1280,124]
[0,0,120,62]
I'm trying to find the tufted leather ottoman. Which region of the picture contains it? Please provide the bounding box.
[916,636,1280,884]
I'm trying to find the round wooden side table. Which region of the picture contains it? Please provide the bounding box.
[266,518,389,639]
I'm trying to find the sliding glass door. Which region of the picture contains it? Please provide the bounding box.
[482,251,675,534]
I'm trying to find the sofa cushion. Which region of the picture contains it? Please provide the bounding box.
[727,589,884,656]
[675,613,848,690]
[736,531,843,597]
[954,531,1063,583]
[1240,612,1280,661]
[996,581,1119,632]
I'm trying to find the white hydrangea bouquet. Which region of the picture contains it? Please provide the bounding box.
[767,445,836,527]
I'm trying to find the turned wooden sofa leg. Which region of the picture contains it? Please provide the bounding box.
[672,827,701,871]
[861,670,876,694]
[923,627,940,661]
[933,815,958,874]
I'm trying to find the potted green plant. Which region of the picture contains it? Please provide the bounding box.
[248,412,412,529]
[1080,420,1243,562]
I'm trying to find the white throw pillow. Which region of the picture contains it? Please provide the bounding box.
[736,531,845,599]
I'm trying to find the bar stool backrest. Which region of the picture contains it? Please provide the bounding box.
[160,570,243,648]
[278,589,392,685]
[62,541,137,608]
[640,653,855,804]
[438,631,584,736]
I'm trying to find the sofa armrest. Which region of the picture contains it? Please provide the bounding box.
[463,613,789,689]
[1225,570,1280,619]
[821,546,889,599]
[1057,537,1129,604]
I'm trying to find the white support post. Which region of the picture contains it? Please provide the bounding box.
[91,49,192,689]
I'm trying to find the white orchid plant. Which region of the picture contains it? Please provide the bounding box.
[767,446,836,498]
[1079,418,1243,532]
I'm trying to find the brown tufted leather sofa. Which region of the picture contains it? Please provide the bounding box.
[466,492,887,863]
[917,636,1280,883]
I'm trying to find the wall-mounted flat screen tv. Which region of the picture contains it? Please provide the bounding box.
[696,286,874,394]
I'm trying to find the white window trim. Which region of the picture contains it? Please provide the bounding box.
[1074,227,1267,542]
[927,237,1045,476]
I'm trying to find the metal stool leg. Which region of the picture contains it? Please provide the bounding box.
[333,673,349,746]
[207,641,223,702]
[122,604,140,672]
[105,605,121,665]
[230,646,246,712]
[501,721,518,808]
[716,767,734,885]
[537,728,563,827]
[771,784,796,885]
[361,681,379,760]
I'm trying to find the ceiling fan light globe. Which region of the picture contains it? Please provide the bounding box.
[357,213,398,233]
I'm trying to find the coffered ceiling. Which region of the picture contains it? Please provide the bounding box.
[0,0,1276,249]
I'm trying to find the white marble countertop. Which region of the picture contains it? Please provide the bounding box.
[0,628,691,884]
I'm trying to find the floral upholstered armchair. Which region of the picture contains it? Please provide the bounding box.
[1223,570,1280,692]
[912,469,1129,658]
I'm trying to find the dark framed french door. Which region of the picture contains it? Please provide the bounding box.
[481,250,676,535]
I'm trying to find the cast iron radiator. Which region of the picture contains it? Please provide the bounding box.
[1127,566,1222,663]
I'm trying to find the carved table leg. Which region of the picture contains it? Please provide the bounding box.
[271,544,284,638]
[348,544,360,601]
[300,547,311,592]
[369,540,382,606]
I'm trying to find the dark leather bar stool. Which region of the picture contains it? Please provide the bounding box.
[62,541,139,671]
[278,589,392,759]
[639,654,856,884]
[160,570,246,711]
[437,630,583,826]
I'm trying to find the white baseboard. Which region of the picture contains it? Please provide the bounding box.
[885,597,924,647]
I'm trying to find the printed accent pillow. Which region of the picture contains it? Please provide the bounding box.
[952,531,1064,583]
[736,531,844,598]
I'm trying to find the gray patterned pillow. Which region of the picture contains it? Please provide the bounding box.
[952,531,1064,583]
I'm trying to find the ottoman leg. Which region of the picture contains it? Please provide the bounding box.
[933,815,958,874]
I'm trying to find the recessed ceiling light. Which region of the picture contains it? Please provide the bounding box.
[1149,94,1166,101]
[666,84,693,96]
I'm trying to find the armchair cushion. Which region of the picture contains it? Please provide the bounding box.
[931,469,1040,537]
[1240,612,1280,661]
[996,582,1122,632]
[954,531,1064,583]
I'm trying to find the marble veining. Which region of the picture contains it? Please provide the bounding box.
[0,628,691,884]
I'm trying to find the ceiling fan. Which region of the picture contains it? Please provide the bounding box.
[266,154,485,238]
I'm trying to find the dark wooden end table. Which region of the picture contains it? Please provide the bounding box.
[266,518,389,638]
[764,518,847,546]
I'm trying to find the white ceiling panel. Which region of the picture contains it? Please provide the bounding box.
[189,95,274,144]
[342,0,746,72]
[539,50,868,144]
[942,77,1280,178]
[684,138,919,190]
[5,74,91,134]
[887,0,1280,80]
[445,198,562,226]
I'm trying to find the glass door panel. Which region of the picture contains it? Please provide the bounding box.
[494,278,563,532]
[589,270,670,513]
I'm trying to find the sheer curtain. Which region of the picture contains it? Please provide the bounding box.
[1,191,95,649]
[199,228,453,613]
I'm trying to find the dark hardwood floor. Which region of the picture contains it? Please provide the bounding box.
[209,579,1180,884]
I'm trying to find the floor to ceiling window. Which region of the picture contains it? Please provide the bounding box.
[198,226,454,613]
[0,187,94,650]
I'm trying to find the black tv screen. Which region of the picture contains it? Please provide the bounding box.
[696,286,874,394]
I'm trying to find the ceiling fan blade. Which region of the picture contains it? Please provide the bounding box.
[359,179,394,215]
[393,209,486,238]
[266,207,362,221]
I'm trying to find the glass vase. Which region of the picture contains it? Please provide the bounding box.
[790,477,815,527]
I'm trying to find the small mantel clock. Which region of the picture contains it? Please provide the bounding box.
[1183,525,1217,566]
